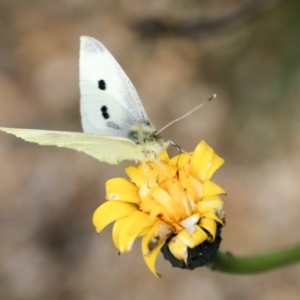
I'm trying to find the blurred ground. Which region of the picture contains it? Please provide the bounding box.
[1,0,300,299]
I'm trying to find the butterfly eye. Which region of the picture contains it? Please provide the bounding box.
[100,105,110,119]
[98,79,106,90]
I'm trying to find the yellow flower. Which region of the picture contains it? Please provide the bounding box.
[93,140,226,277]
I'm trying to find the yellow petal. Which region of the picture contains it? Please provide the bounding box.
[151,186,182,219]
[139,177,158,199]
[112,217,128,249]
[176,225,208,248]
[118,211,153,253]
[158,150,170,163]
[165,179,194,221]
[199,217,217,241]
[106,178,140,204]
[156,164,178,182]
[180,213,200,235]
[165,179,185,206]
[215,206,226,222]
[206,154,224,180]
[179,172,196,201]
[197,195,223,213]
[149,205,169,222]
[168,236,188,263]
[142,220,169,277]
[187,175,203,201]
[139,196,169,219]
[142,234,165,278]
[93,201,138,233]
[202,180,226,197]
[169,153,191,168]
[190,141,214,181]
[138,183,151,200]
[148,223,174,251]
[178,170,196,216]
[201,209,225,225]
[125,165,145,187]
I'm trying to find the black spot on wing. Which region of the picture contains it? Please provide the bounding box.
[100,106,110,119]
[98,79,106,90]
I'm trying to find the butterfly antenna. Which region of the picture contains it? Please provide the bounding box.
[158,94,216,134]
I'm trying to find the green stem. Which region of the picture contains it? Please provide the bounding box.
[207,244,300,274]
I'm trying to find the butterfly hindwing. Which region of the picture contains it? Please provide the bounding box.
[0,127,139,164]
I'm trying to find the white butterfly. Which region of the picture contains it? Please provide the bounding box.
[0,36,170,164]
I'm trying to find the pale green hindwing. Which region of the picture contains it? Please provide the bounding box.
[0,127,170,164]
[0,127,137,164]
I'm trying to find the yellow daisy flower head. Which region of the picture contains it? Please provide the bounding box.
[93,140,226,277]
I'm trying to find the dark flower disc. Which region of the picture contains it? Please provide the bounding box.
[161,226,222,270]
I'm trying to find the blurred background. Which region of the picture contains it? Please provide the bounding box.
[1,0,300,299]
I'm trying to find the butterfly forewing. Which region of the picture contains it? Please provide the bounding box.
[79,36,151,138]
